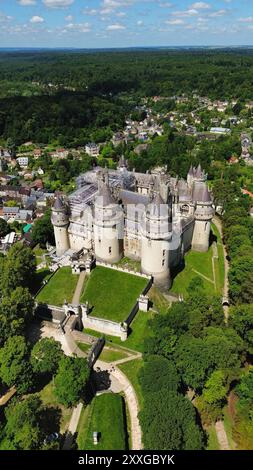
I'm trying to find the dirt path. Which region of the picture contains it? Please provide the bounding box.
[72,271,86,305]
[215,421,230,450]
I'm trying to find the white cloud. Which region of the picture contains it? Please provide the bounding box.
[165,18,185,25]
[0,12,12,22]
[137,20,143,26]
[159,2,173,7]
[65,22,91,33]
[239,17,253,23]
[65,15,73,21]
[30,15,44,23]
[42,0,74,8]
[171,9,199,18]
[107,23,126,30]
[18,0,37,5]
[209,9,226,17]
[190,2,211,9]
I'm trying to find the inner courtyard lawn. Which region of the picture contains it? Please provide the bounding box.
[77,393,128,450]
[80,266,148,323]
[36,267,79,306]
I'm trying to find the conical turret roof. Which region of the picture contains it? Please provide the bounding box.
[53,196,65,211]
[148,192,166,218]
[96,182,115,207]
[188,165,193,176]
[202,185,212,203]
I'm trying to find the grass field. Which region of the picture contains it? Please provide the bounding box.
[31,268,52,295]
[206,425,220,450]
[80,266,147,323]
[84,309,154,353]
[118,359,144,410]
[77,342,91,354]
[77,393,128,450]
[36,267,79,306]
[170,226,225,298]
[211,223,225,293]
[99,348,129,363]
[37,381,72,434]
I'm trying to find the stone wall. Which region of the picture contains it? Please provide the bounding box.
[95,260,150,280]
[81,306,127,341]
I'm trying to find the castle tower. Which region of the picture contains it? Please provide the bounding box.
[51,196,70,257]
[191,184,214,252]
[141,192,172,288]
[94,178,124,263]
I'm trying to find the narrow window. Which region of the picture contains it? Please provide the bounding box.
[109,247,112,254]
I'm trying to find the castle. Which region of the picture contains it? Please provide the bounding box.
[51,159,214,288]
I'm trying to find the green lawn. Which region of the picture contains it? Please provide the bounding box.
[211,223,225,293]
[36,381,72,433]
[99,348,129,363]
[170,232,225,298]
[33,245,48,266]
[80,266,148,323]
[118,359,144,410]
[223,406,236,450]
[206,425,220,450]
[77,342,91,354]
[84,310,154,353]
[31,268,52,296]
[77,393,128,450]
[36,267,79,306]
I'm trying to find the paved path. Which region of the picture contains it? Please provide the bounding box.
[72,271,86,305]
[62,402,83,450]
[95,360,143,450]
[215,421,230,450]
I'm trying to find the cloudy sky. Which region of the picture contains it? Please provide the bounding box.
[0,1,253,48]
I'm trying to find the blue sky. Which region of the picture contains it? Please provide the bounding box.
[0,1,253,48]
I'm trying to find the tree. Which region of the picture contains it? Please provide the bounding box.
[0,336,33,393]
[202,370,227,405]
[4,397,43,450]
[140,390,204,450]
[138,355,180,394]
[0,218,9,238]
[31,338,63,375]
[0,287,34,346]
[55,356,90,407]
[229,304,253,354]
[1,243,36,293]
[31,210,55,248]
[236,368,253,402]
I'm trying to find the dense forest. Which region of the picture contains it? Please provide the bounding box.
[1,49,253,144]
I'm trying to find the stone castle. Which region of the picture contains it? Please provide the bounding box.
[51,159,214,288]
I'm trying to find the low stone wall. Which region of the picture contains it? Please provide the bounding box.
[82,310,127,341]
[96,260,150,280]
[87,337,105,368]
[72,330,98,344]
[35,303,65,325]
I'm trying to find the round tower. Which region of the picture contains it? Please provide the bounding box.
[191,184,214,252]
[51,196,70,257]
[94,180,124,263]
[141,192,172,288]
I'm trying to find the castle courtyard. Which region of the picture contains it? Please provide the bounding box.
[80,266,148,323]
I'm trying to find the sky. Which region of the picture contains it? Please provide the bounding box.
[0,1,253,48]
